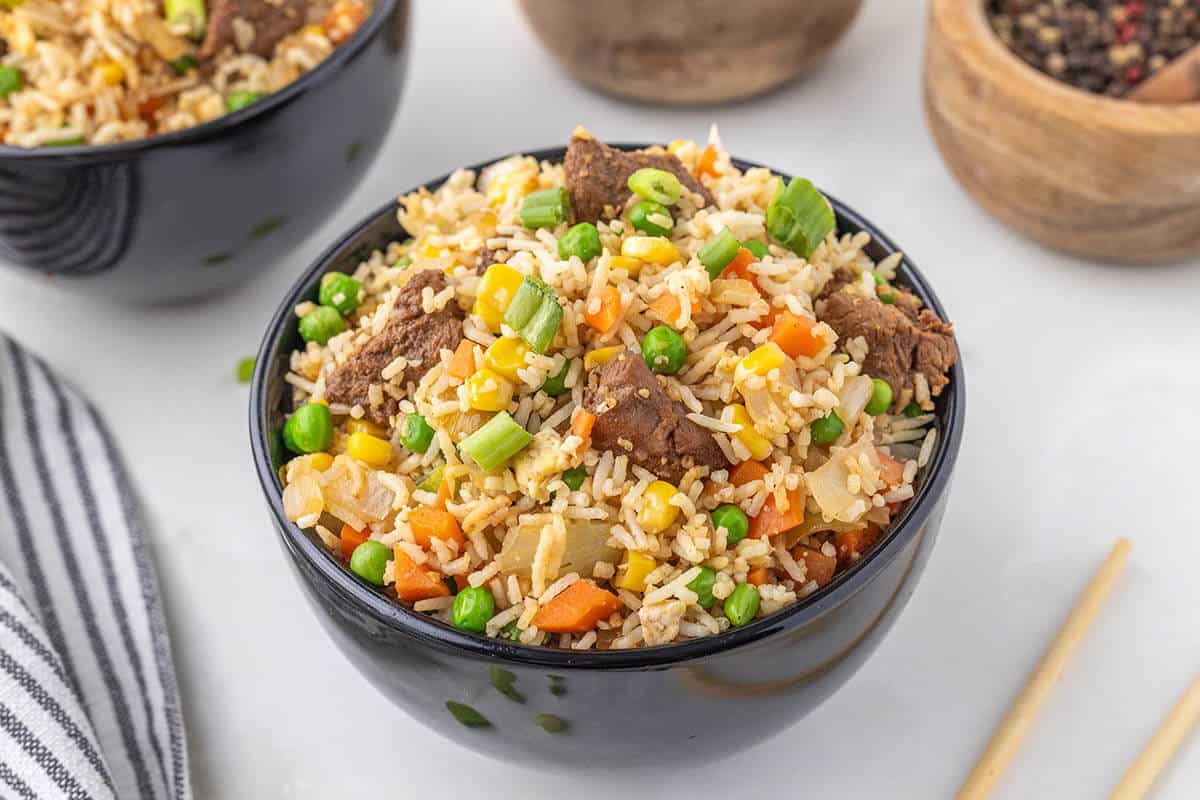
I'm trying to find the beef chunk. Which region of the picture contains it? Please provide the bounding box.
[325,270,464,427]
[198,0,310,60]
[583,350,727,483]
[476,247,505,276]
[564,133,715,224]
[819,286,956,401]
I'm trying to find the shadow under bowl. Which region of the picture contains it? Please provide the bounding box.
[0,0,410,304]
[250,147,966,768]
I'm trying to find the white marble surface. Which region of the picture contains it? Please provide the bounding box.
[2,2,1198,797]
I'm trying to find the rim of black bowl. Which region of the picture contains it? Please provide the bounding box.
[0,0,400,161]
[251,145,966,670]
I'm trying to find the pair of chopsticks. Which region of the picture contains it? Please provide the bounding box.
[958,539,1200,799]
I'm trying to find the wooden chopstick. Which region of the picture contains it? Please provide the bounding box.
[956,538,1133,800]
[1110,674,1200,800]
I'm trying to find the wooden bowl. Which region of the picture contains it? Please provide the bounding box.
[924,0,1200,264]
[518,0,862,105]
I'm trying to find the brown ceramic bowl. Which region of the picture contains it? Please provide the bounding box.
[518,0,862,105]
[924,0,1200,264]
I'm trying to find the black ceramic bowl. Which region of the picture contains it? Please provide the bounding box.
[250,147,965,768]
[0,0,409,305]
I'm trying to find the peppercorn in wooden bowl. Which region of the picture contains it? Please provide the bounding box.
[923,0,1200,264]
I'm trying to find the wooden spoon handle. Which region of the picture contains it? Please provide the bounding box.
[1127,43,1200,104]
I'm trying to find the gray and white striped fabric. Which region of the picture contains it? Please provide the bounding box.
[0,335,190,800]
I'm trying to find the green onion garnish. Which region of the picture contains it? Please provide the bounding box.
[227,90,264,113]
[235,356,256,384]
[503,276,562,354]
[540,359,571,397]
[766,177,835,258]
[560,466,587,491]
[164,0,208,40]
[557,222,601,262]
[417,464,445,493]
[459,411,533,472]
[627,168,682,206]
[519,188,571,229]
[401,413,435,453]
[698,229,741,280]
[0,66,23,98]
[743,240,768,259]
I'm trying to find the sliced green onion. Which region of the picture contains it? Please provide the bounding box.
[417,464,445,493]
[766,177,835,258]
[540,360,571,397]
[557,222,601,262]
[560,466,587,491]
[227,90,263,112]
[743,240,769,259]
[459,411,533,472]
[698,229,740,280]
[45,135,85,147]
[164,0,207,39]
[627,168,682,205]
[503,276,562,354]
[235,356,256,384]
[519,187,570,229]
[401,413,435,453]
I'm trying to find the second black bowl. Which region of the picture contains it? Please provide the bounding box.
[0,0,410,304]
[250,148,966,767]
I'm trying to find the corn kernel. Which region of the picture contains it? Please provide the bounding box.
[621,236,680,267]
[637,480,680,534]
[484,336,529,381]
[474,263,525,333]
[346,418,387,438]
[607,255,642,278]
[584,345,625,370]
[730,404,772,461]
[613,551,657,593]
[465,368,514,412]
[666,139,689,155]
[94,60,124,86]
[347,431,392,468]
[739,342,786,377]
[301,23,326,37]
[485,169,538,207]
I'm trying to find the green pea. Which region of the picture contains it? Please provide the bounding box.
[401,413,435,453]
[452,586,495,633]
[711,504,749,545]
[235,356,256,384]
[557,222,602,262]
[283,403,333,454]
[627,167,682,206]
[349,540,392,586]
[724,583,760,627]
[226,90,264,112]
[903,402,923,418]
[743,240,769,259]
[540,360,571,397]
[641,325,687,376]
[298,306,345,345]
[318,271,362,316]
[810,412,845,445]
[686,566,717,609]
[561,466,587,492]
[864,378,893,416]
[629,200,674,237]
[879,292,896,304]
[0,66,23,98]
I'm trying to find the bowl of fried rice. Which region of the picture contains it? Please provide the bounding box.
[251,129,965,766]
[0,0,409,303]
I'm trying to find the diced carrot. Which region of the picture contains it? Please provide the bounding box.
[721,248,760,289]
[769,311,825,359]
[648,289,701,327]
[453,574,470,592]
[753,302,783,331]
[409,506,465,548]
[729,460,769,487]
[339,523,368,560]
[876,448,904,487]
[748,488,807,540]
[792,545,837,588]
[392,546,451,602]
[571,408,596,443]
[747,565,771,586]
[834,527,881,567]
[434,477,453,510]
[583,285,622,333]
[447,340,476,380]
[322,0,368,45]
[531,581,622,633]
[696,144,720,180]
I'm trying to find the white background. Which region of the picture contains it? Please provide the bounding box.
[2,2,1198,797]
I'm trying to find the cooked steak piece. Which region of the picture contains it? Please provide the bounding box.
[198,0,310,60]
[325,270,464,427]
[583,350,727,483]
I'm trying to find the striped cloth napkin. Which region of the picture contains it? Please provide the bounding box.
[0,335,190,799]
